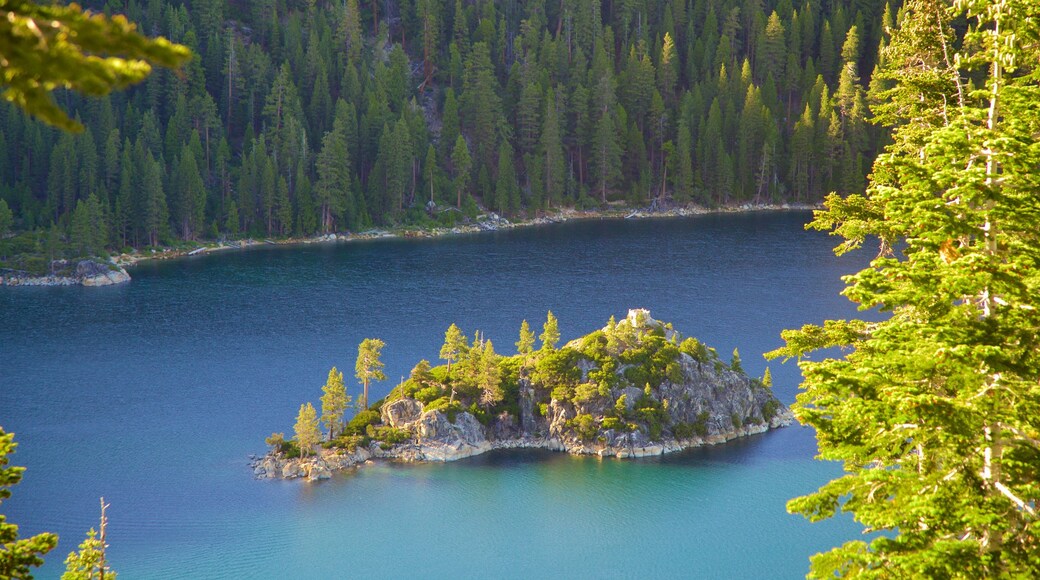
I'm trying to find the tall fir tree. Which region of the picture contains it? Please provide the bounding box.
[769,0,1040,576]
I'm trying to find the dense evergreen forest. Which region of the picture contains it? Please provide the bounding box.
[0,0,893,256]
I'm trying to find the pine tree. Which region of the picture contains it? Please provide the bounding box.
[355,338,386,410]
[274,176,291,236]
[494,141,517,215]
[477,339,503,411]
[440,88,461,164]
[440,323,468,375]
[460,42,502,170]
[788,104,814,200]
[293,402,321,458]
[339,0,363,63]
[225,201,240,237]
[516,319,535,356]
[416,0,440,91]
[0,429,58,577]
[516,76,542,157]
[314,125,349,233]
[591,74,622,202]
[539,310,560,352]
[539,87,566,207]
[385,118,413,212]
[422,144,439,206]
[769,1,1040,576]
[658,33,678,104]
[171,146,206,240]
[450,135,471,209]
[69,199,93,257]
[0,200,12,238]
[61,499,114,580]
[141,152,169,247]
[320,367,351,440]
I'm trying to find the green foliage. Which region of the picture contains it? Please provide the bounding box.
[0,0,886,250]
[413,385,444,404]
[370,426,411,446]
[423,397,463,423]
[568,414,599,442]
[320,367,351,439]
[768,1,1040,576]
[0,428,58,577]
[634,385,668,441]
[475,339,503,411]
[730,348,743,374]
[531,348,582,397]
[539,311,560,352]
[327,434,364,452]
[573,382,603,404]
[761,400,779,422]
[679,337,710,363]
[355,338,386,409]
[0,1,190,131]
[600,417,625,432]
[673,421,702,440]
[0,200,11,238]
[439,324,468,375]
[61,525,115,580]
[613,394,630,420]
[293,402,321,458]
[515,319,535,360]
[344,409,381,436]
[467,403,490,426]
[264,432,292,455]
[619,333,681,389]
[730,413,742,430]
[693,412,710,437]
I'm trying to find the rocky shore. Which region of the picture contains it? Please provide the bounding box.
[115,202,817,268]
[254,309,794,482]
[251,413,792,482]
[0,259,131,287]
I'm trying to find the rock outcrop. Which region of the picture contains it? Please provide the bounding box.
[1,259,131,287]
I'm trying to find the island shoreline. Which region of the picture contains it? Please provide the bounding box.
[252,413,794,482]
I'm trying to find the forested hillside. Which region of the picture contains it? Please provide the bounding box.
[0,0,893,252]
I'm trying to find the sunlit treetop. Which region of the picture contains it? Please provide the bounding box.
[0,0,190,131]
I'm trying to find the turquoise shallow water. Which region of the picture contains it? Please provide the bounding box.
[1,212,871,578]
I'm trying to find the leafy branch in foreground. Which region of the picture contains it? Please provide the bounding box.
[768,0,1040,576]
[0,0,190,131]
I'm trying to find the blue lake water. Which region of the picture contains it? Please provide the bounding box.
[1,212,872,578]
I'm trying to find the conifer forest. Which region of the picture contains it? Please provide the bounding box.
[0,0,890,251]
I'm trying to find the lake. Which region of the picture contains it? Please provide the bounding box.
[1,212,871,578]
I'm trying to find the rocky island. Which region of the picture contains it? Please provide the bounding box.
[254,309,792,481]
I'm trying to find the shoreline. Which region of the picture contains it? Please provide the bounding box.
[0,259,131,287]
[115,202,818,270]
[1,202,817,286]
[252,412,793,482]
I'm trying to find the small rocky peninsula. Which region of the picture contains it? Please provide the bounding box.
[0,259,130,286]
[254,310,792,481]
